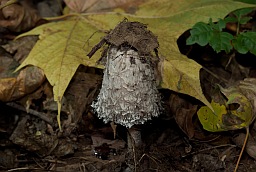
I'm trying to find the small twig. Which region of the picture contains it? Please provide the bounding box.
[202,66,229,83]
[87,38,106,58]
[234,127,249,172]
[181,144,236,158]
[225,52,236,69]
[139,153,161,164]
[8,167,42,172]
[6,102,53,125]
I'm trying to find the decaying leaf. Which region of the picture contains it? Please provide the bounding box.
[197,83,254,132]
[10,115,75,157]
[3,36,38,63]
[64,0,142,13]
[0,47,45,102]
[14,0,254,128]
[197,101,227,132]
[169,93,198,139]
[233,132,256,160]
[0,0,41,32]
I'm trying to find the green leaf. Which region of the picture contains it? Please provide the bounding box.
[224,16,239,23]
[187,18,234,53]
[233,8,254,25]
[239,16,252,24]
[209,18,226,31]
[209,31,234,53]
[223,8,253,25]
[186,22,213,46]
[233,32,256,55]
[233,8,254,18]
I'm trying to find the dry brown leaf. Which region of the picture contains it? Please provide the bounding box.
[0,49,45,102]
[64,0,142,13]
[3,36,38,63]
[1,66,45,102]
[176,106,198,139]
[169,93,197,138]
[233,132,256,160]
[0,0,40,32]
[65,70,101,124]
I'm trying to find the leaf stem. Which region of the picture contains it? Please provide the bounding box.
[44,13,81,21]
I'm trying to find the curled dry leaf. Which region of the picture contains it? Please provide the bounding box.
[0,36,45,102]
[65,70,102,124]
[239,78,256,114]
[3,36,38,63]
[169,93,197,139]
[0,0,40,32]
[64,0,92,13]
[10,115,75,157]
[0,47,45,102]
[0,66,45,102]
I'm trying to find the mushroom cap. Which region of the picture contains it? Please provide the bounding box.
[92,46,161,128]
[105,20,159,55]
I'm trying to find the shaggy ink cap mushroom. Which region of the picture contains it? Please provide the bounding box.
[89,19,162,128]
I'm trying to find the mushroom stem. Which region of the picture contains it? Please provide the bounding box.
[128,126,142,148]
[127,126,142,171]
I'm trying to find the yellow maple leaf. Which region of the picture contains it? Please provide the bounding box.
[15,0,254,129]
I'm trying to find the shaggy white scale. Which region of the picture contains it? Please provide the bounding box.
[92,45,161,128]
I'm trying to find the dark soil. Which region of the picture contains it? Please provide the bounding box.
[1,90,256,172]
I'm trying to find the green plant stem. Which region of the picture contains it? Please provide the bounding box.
[236,23,240,35]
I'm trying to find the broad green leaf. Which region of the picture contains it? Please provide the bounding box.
[209,18,226,31]
[233,8,254,19]
[224,16,239,23]
[186,22,213,46]
[233,32,256,55]
[187,19,234,53]
[209,31,233,53]
[239,16,252,24]
[224,8,253,25]
[15,0,254,128]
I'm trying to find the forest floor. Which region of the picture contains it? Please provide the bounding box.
[0,0,256,172]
